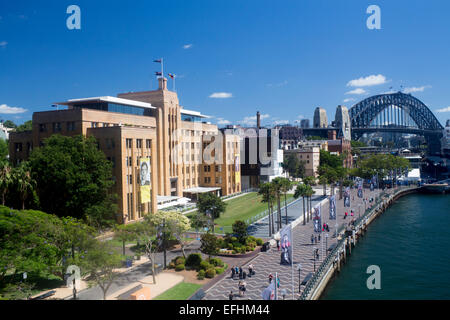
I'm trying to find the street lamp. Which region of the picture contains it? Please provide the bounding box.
[313,248,317,272]
[297,263,302,292]
[325,234,328,254]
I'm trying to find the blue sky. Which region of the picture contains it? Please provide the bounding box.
[1,0,450,126]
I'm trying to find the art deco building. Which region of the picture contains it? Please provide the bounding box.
[9,77,241,223]
[313,107,328,128]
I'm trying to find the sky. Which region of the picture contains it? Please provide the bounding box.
[1,0,450,127]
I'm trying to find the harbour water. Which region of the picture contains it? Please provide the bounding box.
[321,193,450,300]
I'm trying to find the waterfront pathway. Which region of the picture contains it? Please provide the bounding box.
[203,186,386,300]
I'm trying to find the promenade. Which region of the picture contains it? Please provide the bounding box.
[203,186,382,300]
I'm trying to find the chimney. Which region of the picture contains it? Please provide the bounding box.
[257,111,261,129]
[158,77,167,90]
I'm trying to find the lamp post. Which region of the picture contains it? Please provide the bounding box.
[313,248,316,272]
[297,263,302,292]
[325,234,328,255]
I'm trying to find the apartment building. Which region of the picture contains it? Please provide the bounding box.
[9,77,241,223]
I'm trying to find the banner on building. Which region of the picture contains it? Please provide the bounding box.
[329,195,336,220]
[313,204,322,233]
[280,225,292,265]
[140,158,151,204]
[344,187,351,207]
[234,154,241,184]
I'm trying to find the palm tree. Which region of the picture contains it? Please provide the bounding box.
[271,178,284,231]
[0,162,12,205]
[259,183,276,237]
[279,178,293,225]
[294,183,308,225]
[12,163,35,210]
[305,185,315,221]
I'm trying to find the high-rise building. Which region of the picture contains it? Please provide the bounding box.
[300,119,310,128]
[313,107,328,128]
[334,105,352,140]
[9,77,241,223]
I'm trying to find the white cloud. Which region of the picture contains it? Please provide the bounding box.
[183,44,193,49]
[273,120,289,125]
[297,115,305,119]
[0,104,27,114]
[403,85,431,94]
[436,106,450,113]
[209,92,233,99]
[343,98,356,103]
[216,118,231,125]
[267,80,288,87]
[347,74,387,87]
[345,88,367,95]
[239,114,270,126]
[0,41,7,48]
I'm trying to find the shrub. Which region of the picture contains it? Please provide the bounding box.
[168,262,176,269]
[232,220,248,244]
[175,264,185,271]
[256,238,263,246]
[175,257,186,265]
[227,243,233,250]
[232,250,237,254]
[197,269,205,280]
[186,253,202,268]
[248,236,256,242]
[205,268,216,278]
[200,260,213,271]
[231,236,238,243]
[215,267,225,275]
[232,242,241,249]
[208,257,224,267]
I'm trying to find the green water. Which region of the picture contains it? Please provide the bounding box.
[321,193,450,300]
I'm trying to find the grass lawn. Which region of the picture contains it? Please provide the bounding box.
[188,192,295,233]
[153,282,202,300]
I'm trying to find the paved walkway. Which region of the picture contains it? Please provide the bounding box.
[204,187,385,300]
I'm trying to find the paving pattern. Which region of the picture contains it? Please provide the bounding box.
[204,187,383,300]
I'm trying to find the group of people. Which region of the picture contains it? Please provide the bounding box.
[229,280,247,300]
[231,264,255,280]
[322,222,330,232]
[344,210,355,219]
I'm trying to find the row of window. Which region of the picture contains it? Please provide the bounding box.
[39,122,76,133]
[126,139,152,149]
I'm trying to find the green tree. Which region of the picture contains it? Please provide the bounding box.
[15,120,32,133]
[0,139,8,162]
[114,223,138,256]
[303,176,316,186]
[279,177,292,225]
[0,162,12,205]
[294,183,309,225]
[232,220,248,244]
[197,193,226,233]
[28,135,117,229]
[80,240,122,300]
[2,120,16,129]
[258,182,276,237]
[11,162,35,210]
[200,233,219,259]
[282,154,305,178]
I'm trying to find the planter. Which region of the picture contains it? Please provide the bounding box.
[217,246,261,258]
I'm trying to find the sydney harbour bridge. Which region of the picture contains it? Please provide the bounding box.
[349,92,444,154]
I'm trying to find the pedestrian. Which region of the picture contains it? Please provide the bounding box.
[269,273,273,283]
[351,211,354,217]
[243,270,247,279]
[241,281,247,296]
[239,267,243,279]
[248,264,253,276]
[238,281,243,297]
[229,291,234,300]
[344,212,348,219]
[235,266,239,276]
[276,239,280,251]
[231,266,236,279]
[311,234,314,245]
[318,234,321,242]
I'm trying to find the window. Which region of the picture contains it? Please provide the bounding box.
[67,121,75,131]
[126,139,132,148]
[146,139,151,149]
[39,124,46,132]
[91,122,99,128]
[126,156,132,167]
[15,143,22,152]
[136,139,142,148]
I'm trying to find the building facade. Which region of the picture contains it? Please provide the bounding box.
[9,78,241,223]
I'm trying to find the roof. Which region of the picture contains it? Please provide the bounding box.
[183,187,221,194]
[180,108,211,119]
[55,96,155,109]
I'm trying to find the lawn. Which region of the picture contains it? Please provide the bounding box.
[188,192,295,233]
[153,282,202,300]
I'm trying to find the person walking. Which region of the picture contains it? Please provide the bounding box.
[318,234,321,242]
[311,234,314,245]
[248,264,253,276]
[239,267,243,279]
[269,273,273,283]
[241,281,247,297]
[231,266,236,279]
[238,281,243,297]
[276,239,280,251]
[344,212,348,219]
[315,236,318,244]
[229,291,234,300]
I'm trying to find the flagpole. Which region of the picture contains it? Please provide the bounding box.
[161,58,164,80]
[275,272,278,300]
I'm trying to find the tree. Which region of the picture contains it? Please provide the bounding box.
[232,220,248,244]
[0,139,8,162]
[11,163,35,210]
[304,185,315,221]
[279,177,292,225]
[282,154,305,178]
[303,176,316,186]
[258,182,276,237]
[15,121,32,133]
[81,240,122,300]
[0,162,12,205]
[271,178,284,231]
[114,223,138,256]
[200,233,219,259]
[2,120,16,129]
[28,135,117,229]
[197,193,226,233]
[294,183,309,225]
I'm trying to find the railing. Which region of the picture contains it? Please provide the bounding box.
[299,185,416,300]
